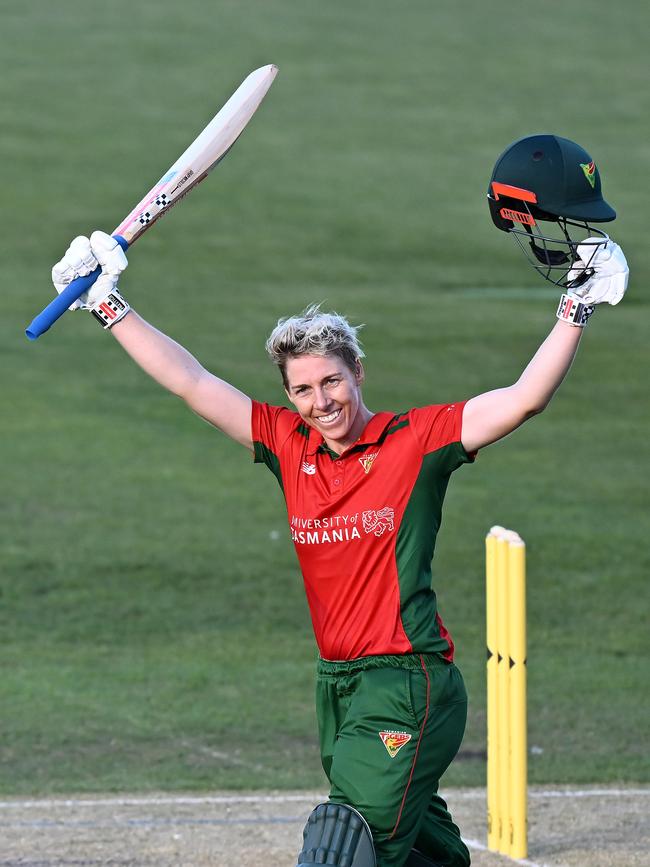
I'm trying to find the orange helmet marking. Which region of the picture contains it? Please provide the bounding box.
[500,207,536,226]
[491,182,538,204]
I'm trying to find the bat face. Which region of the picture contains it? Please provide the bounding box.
[26,64,278,340]
[114,64,278,245]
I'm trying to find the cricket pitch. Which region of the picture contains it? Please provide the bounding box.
[1,785,648,866]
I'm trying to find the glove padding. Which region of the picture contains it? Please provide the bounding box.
[566,237,628,306]
[52,231,128,310]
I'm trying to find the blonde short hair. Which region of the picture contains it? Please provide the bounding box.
[265,304,365,387]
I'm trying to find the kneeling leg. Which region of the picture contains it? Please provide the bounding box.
[297,802,376,867]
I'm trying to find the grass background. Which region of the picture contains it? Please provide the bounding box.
[1,0,648,794]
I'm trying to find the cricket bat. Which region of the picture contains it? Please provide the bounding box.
[26,64,278,340]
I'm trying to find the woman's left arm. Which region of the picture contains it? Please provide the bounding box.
[462,237,629,453]
[461,319,582,453]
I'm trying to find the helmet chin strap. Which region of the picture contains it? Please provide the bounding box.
[524,224,572,266]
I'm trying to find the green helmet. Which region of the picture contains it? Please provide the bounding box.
[487,134,616,287]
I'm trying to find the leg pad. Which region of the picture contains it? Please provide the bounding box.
[297,802,376,867]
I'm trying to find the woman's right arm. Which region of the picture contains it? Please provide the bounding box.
[51,231,253,450]
[111,312,253,450]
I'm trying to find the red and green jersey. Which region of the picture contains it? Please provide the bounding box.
[252,400,474,661]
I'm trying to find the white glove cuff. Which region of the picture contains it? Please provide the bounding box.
[90,289,131,329]
[556,293,595,327]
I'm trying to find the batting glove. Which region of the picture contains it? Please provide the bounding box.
[566,238,629,305]
[556,237,628,327]
[52,231,130,328]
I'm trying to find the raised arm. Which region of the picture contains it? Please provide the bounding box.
[111,313,253,449]
[462,238,629,453]
[461,319,581,452]
[51,231,253,450]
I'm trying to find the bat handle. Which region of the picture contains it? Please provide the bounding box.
[25,235,129,341]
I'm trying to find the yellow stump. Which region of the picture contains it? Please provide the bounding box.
[495,534,510,854]
[508,538,527,858]
[485,533,499,851]
[486,527,527,859]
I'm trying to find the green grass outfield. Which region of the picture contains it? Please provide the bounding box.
[1,0,648,794]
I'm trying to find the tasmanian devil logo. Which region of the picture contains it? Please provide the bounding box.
[358,452,378,474]
[362,507,395,537]
[580,160,596,189]
[379,730,412,757]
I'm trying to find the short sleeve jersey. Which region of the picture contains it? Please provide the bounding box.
[252,401,474,662]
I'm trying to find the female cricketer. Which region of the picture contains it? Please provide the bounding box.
[50,136,628,867]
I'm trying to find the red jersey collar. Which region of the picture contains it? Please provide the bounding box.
[305,411,396,457]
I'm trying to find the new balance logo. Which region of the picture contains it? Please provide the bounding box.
[301,462,316,475]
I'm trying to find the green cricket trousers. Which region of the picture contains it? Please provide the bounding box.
[316,653,470,867]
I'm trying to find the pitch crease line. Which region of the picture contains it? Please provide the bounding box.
[0,787,648,810]
[463,838,559,867]
[0,794,327,810]
[444,788,650,802]
[528,788,650,798]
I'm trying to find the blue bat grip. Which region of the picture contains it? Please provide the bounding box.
[25,235,129,340]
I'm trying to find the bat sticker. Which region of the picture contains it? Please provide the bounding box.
[169,169,195,195]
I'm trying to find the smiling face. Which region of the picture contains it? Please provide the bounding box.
[284,353,372,453]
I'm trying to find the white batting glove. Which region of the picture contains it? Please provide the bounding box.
[52,235,101,310]
[566,238,629,306]
[52,231,130,328]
